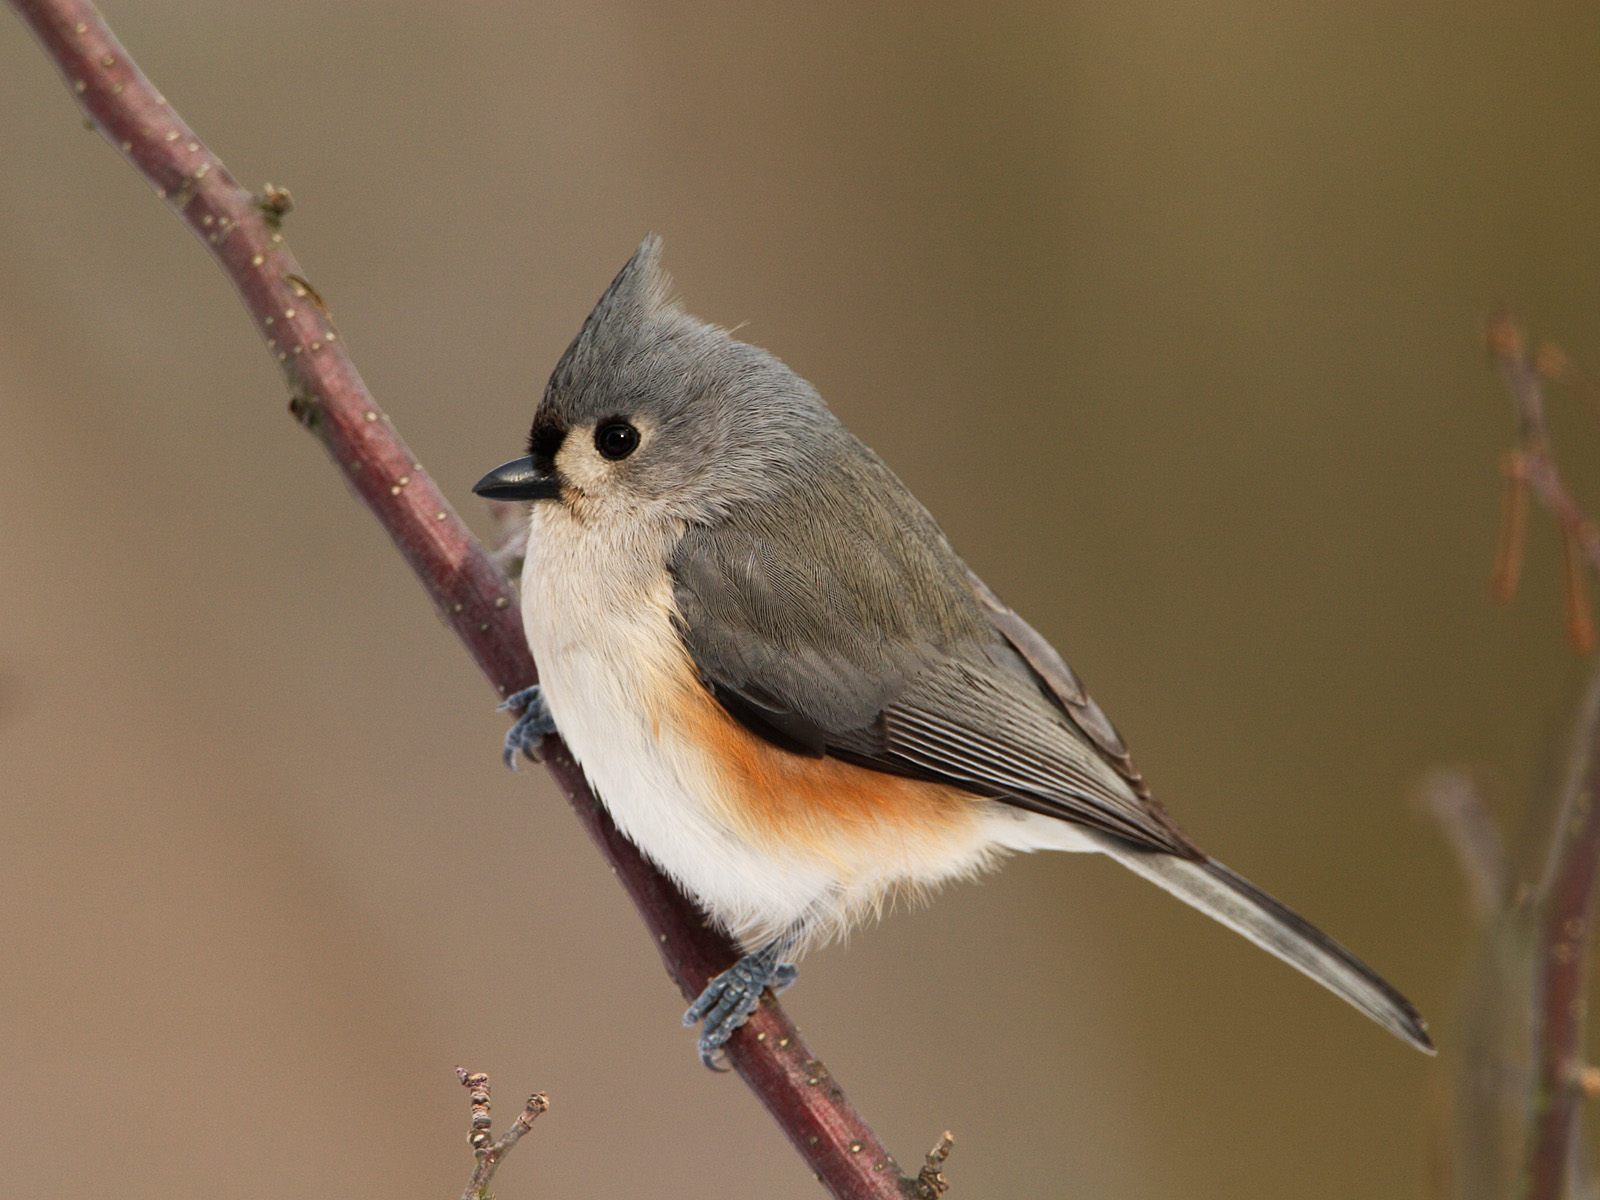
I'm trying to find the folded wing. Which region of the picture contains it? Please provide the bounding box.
[667,505,1193,855]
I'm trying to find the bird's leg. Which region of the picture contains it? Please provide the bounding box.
[683,935,799,1070]
[498,684,557,768]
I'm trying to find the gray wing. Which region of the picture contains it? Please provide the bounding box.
[667,480,1195,857]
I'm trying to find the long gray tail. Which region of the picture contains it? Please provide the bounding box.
[1092,834,1434,1053]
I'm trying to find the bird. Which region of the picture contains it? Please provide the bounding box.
[473,236,1433,1067]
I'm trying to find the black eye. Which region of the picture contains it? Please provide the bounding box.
[595,420,640,461]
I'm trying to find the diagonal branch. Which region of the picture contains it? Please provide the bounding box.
[1424,673,1600,1200]
[1440,319,1600,1200]
[4,2,932,1196]
[1524,665,1600,1200]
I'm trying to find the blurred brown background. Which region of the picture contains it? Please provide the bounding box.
[2,2,1598,1196]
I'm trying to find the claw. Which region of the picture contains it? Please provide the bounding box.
[499,684,556,768]
[683,944,798,1069]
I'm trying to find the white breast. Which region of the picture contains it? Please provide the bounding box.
[520,506,841,946]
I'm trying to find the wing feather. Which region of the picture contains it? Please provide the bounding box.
[668,497,1195,857]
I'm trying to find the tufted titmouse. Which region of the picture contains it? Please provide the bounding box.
[474,237,1432,1066]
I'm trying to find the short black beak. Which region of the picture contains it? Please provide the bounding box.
[472,455,562,501]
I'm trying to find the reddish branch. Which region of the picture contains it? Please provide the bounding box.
[1486,315,1600,651]
[6,2,929,1195]
[1481,316,1600,1199]
[1525,668,1600,1200]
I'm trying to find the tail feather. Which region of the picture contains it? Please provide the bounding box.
[1092,834,1434,1054]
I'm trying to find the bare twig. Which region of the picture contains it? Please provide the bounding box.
[1430,332,1600,1198]
[5,3,935,1195]
[1524,667,1600,1200]
[1418,769,1509,920]
[912,1132,956,1199]
[1424,698,1600,1200]
[456,1069,549,1200]
[1491,317,1600,1194]
[1427,780,1536,1200]
[1486,314,1600,651]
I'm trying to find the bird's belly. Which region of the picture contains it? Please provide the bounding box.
[521,525,838,943]
[520,520,1003,948]
[534,635,845,944]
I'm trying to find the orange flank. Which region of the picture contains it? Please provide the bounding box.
[657,654,988,873]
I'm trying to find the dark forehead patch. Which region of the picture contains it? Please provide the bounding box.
[526,416,567,462]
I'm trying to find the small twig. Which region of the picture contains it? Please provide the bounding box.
[1485,314,1600,649]
[1524,666,1600,1200]
[256,181,293,229]
[455,1069,549,1200]
[1417,769,1509,921]
[1428,323,1600,1198]
[1423,763,1533,1200]
[1432,674,1600,1200]
[910,1131,955,1199]
[1488,313,1551,445]
[1492,451,1531,604]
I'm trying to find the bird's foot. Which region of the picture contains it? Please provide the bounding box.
[498,685,556,768]
[683,944,798,1070]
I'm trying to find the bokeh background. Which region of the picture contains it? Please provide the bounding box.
[3,3,1599,1196]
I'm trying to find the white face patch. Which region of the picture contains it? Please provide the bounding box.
[554,419,655,510]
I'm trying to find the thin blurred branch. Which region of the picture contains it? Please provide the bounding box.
[455,1069,549,1200]
[1487,320,1600,1197]
[4,2,941,1195]
[1524,668,1600,1200]
[1486,314,1600,652]
[1431,324,1600,1199]
[1420,769,1509,920]
[1424,764,1536,1200]
[1426,672,1600,1200]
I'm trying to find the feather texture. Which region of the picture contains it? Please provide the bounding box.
[667,440,1194,856]
[513,236,1430,1051]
